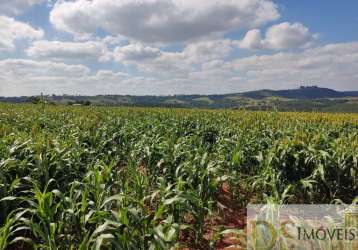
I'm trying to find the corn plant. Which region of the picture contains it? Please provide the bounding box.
[0,104,357,249]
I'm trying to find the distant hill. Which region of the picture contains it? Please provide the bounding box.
[1,86,358,113]
[240,86,358,99]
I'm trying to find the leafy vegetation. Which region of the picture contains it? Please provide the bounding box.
[0,104,357,249]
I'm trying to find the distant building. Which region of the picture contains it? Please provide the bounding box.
[300,85,318,89]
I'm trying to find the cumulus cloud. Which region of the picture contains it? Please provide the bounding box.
[232,42,358,90]
[102,35,127,46]
[93,70,128,81]
[239,22,317,50]
[50,0,279,42]
[1,42,358,96]
[114,41,358,92]
[113,40,235,77]
[1,0,356,97]
[0,58,170,96]
[0,59,90,78]
[0,15,44,52]
[238,29,263,50]
[264,22,317,49]
[0,0,45,16]
[26,40,111,61]
[114,43,161,62]
[0,59,126,96]
[183,39,235,63]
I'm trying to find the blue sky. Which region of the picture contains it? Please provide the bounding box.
[275,0,358,43]
[0,0,357,96]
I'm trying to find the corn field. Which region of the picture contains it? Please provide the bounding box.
[0,104,357,249]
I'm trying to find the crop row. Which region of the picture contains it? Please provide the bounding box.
[0,104,357,249]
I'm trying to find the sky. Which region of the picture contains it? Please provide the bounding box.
[0,0,357,96]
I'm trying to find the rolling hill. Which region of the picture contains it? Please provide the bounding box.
[1,86,358,112]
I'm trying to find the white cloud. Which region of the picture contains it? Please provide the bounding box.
[102,35,127,46]
[112,41,358,92]
[115,41,358,92]
[92,70,128,81]
[113,40,235,78]
[238,29,263,49]
[50,0,279,42]
[144,39,235,77]
[0,59,124,96]
[114,43,161,62]
[26,40,111,62]
[239,22,317,50]
[182,39,235,63]
[232,42,358,90]
[0,16,44,52]
[0,0,45,16]
[2,40,358,96]
[0,59,90,78]
[264,22,317,49]
[1,0,357,97]
[0,58,173,96]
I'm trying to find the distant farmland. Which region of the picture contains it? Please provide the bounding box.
[1,86,358,112]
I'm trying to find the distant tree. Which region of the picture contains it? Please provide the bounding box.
[27,96,42,104]
[84,101,91,106]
